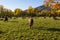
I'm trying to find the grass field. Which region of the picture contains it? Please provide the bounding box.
[0,17,60,40]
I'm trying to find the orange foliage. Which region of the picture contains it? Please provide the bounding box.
[48,0,53,2]
[44,1,50,7]
[52,2,60,9]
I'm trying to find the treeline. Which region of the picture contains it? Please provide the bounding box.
[0,4,60,18]
[0,0,60,18]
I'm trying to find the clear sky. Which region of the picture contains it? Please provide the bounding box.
[0,0,44,10]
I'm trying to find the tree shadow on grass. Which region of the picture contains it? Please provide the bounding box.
[47,28,60,32]
[32,27,47,30]
[53,17,60,20]
[9,21,18,23]
[0,30,6,38]
[33,27,60,32]
[0,30,5,34]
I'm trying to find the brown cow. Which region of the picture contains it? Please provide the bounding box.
[4,16,8,21]
[29,17,33,28]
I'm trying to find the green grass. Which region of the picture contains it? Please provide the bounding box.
[0,17,60,40]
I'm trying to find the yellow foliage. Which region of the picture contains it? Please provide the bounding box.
[56,10,60,13]
[14,8,22,16]
[27,6,37,15]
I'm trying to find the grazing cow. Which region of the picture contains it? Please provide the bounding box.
[29,17,33,28]
[4,16,8,21]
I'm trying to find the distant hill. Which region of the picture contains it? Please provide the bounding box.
[24,5,51,12]
[36,5,51,12]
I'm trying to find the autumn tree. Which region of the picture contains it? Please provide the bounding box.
[0,5,4,17]
[27,6,37,17]
[36,12,41,17]
[7,9,14,18]
[44,1,50,7]
[0,5,4,13]
[14,8,22,17]
[44,0,60,18]
[56,10,60,16]
[41,10,50,18]
[27,6,33,16]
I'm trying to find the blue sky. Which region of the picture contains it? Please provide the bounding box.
[0,0,44,10]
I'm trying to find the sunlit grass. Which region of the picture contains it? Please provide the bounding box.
[0,17,60,40]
